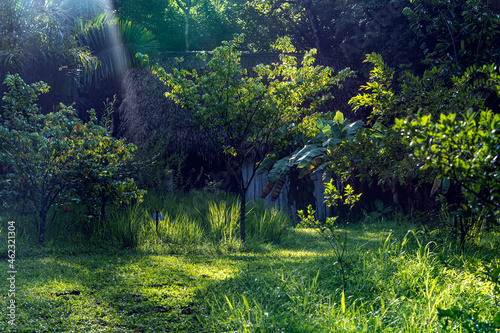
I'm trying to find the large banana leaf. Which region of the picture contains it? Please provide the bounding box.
[271,174,287,201]
[260,181,275,198]
[257,153,279,174]
[290,144,327,169]
[263,112,364,196]
[267,156,293,183]
[298,156,329,178]
[345,120,364,137]
[333,110,344,124]
[322,137,342,147]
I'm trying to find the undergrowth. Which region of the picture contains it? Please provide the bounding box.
[0,191,290,256]
[200,225,500,332]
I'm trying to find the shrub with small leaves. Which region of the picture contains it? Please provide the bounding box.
[298,178,361,289]
[0,74,144,244]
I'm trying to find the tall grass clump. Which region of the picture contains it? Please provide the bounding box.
[158,190,242,251]
[203,199,240,244]
[2,190,290,253]
[107,203,148,249]
[146,213,205,253]
[150,191,289,251]
[246,201,289,243]
[105,191,243,252]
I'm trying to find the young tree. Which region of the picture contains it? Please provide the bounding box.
[151,34,353,241]
[394,65,500,244]
[345,52,500,244]
[173,0,197,50]
[0,74,144,244]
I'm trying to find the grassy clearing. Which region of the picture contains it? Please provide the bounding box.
[0,249,240,332]
[1,193,499,332]
[200,222,500,332]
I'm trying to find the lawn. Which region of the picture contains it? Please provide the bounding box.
[1,214,499,332]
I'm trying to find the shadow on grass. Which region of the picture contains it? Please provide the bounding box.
[1,250,231,332]
[0,220,416,333]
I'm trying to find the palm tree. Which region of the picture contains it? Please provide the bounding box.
[0,0,159,110]
[0,0,98,103]
[75,13,160,87]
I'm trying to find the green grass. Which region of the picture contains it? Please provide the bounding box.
[0,191,289,255]
[1,194,499,332]
[110,191,290,253]
[0,250,238,332]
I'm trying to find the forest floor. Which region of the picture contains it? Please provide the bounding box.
[1,218,499,332]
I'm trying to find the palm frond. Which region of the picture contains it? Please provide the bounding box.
[75,14,159,84]
[0,50,25,75]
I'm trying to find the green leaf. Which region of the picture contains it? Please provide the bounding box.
[333,111,344,125]
[268,156,292,183]
[323,137,341,147]
[257,153,279,174]
[291,145,327,169]
[345,120,364,137]
[374,199,384,212]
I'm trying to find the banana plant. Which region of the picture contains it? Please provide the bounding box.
[259,111,364,200]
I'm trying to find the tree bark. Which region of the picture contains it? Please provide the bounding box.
[236,164,247,242]
[239,186,246,242]
[38,208,47,245]
[302,0,323,57]
[175,0,192,51]
[184,7,190,51]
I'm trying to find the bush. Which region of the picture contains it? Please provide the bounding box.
[0,74,144,245]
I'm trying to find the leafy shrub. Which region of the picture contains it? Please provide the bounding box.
[0,74,144,244]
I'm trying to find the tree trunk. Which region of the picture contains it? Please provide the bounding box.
[184,9,190,51]
[239,186,246,242]
[236,163,247,242]
[302,0,323,57]
[174,0,192,51]
[38,208,47,245]
[100,191,108,229]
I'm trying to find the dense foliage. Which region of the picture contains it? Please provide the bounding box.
[114,0,422,66]
[404,0,500,72]
[115,0,241,51]
[0,0,158,113]
[151,34,353,241]
[0,74,144,244]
